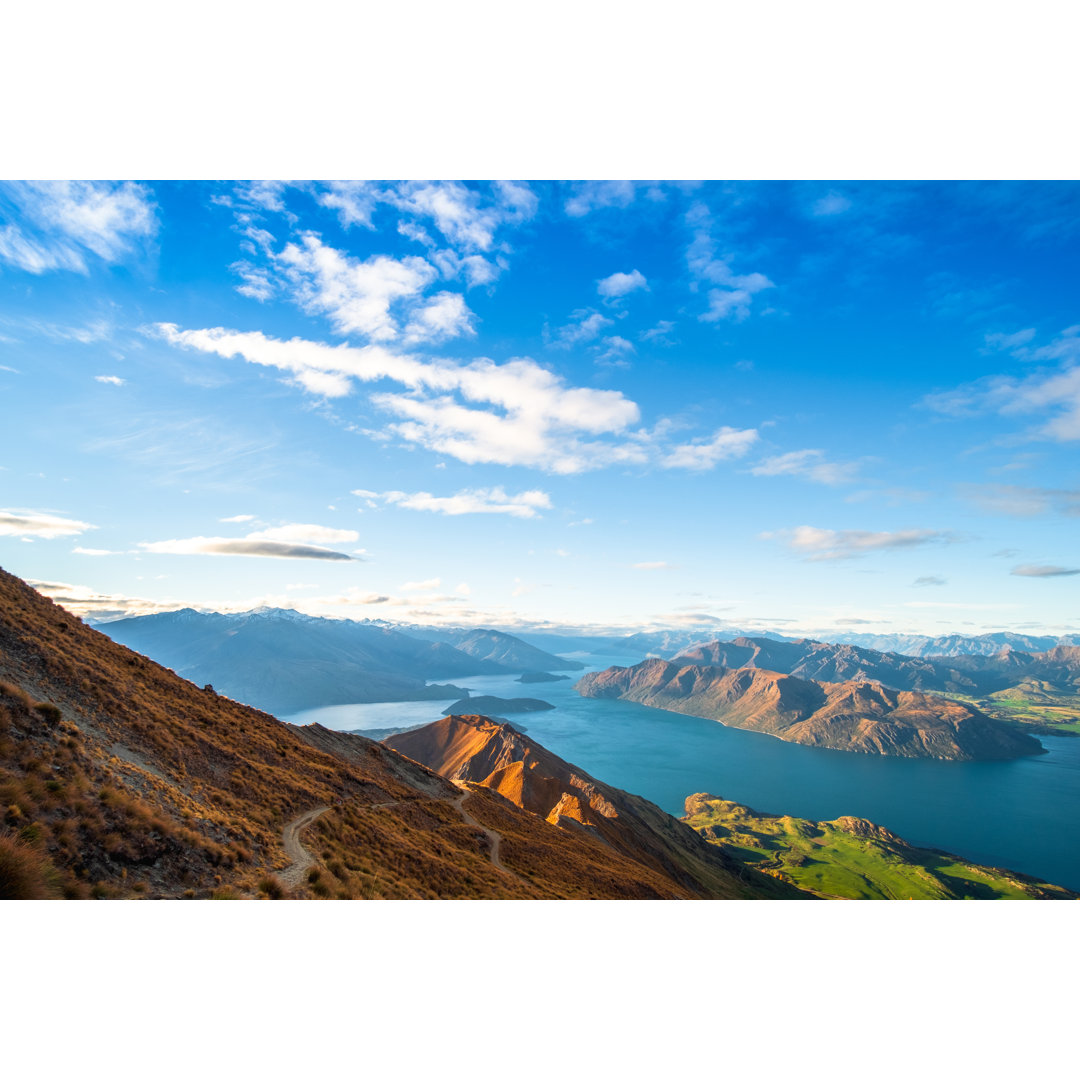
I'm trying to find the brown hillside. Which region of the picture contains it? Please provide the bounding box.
[0,567,791,899]
[576,658,1043,760]
[385,714,806,899]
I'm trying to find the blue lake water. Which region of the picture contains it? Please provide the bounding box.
[284,652,1080,891]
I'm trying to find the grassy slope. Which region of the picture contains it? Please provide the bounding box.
[682,795,1076,900]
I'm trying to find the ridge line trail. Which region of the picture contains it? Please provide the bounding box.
[277,787,527,891]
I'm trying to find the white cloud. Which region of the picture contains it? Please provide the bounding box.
[316,181,379,229]
[597,269,647,299]
[94,375,125,386]
[232,262,276,301]
[248,523,360,544]
[72,547,122,556]
[0,509,95,539]
[595,336,635,366]
[662,426,759,470]
[750,448,858,485]
[387,180,537,252]
[220,514,256,523]
[403,291,476,344]
[0,181,156,274]
[761,525,956,561]
[375,487,552,519]
[276,233,438,340]
[139,521,358,560]
[158,323,643,473]
[139,536,355,561]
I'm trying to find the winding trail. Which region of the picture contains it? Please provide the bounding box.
[278,805,330,888]
[276,785,527,892]
[452,784,526,882]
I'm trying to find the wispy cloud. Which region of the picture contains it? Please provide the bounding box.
[961,483,1080,517]
[662,427,759,470]
[1010,564,1080,578]
[0,509,95,539]
[924,325,1080,441]
[94,375,125,386]
[158,324,643,474]
[762,525,956,561]
[686,201,774,323]
[28,579,181,620]
[0,181,156,274]
[811,192,852,217]
[750,448,858,485]
[362,487,552,519]
[564,181,638,217]
[639,320,676,346]
[550,309,613,347]
[913,575,947,587]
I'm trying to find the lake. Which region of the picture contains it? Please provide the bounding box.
[284,651,1080,892]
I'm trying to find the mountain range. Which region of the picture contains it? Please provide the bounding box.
[96,609,576,714]
[674,636,1080,695]
[576,657,1042,760]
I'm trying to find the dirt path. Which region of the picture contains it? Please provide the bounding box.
[278,805,330,888]
[452,785,527,883]
[276,788,526,893]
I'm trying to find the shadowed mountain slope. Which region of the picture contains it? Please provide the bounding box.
[399,626,584,671]
[385,714,806,899]
[576,658,1042,760]
[95,608,504,713]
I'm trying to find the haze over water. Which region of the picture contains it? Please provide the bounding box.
[286,651,1080,892]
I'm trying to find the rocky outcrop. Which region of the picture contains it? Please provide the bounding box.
[385,714,806,898]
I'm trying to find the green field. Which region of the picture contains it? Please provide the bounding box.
[682,795,1076,900]
[948,680,1080,736]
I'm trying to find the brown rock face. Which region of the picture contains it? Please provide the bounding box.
[385,714,806,898]
[576,659,1043,761]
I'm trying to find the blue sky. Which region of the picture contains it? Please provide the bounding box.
[1,179,1078,637]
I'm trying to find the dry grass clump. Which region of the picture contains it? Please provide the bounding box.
[257,875,286,899]
[0,828,62,899]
